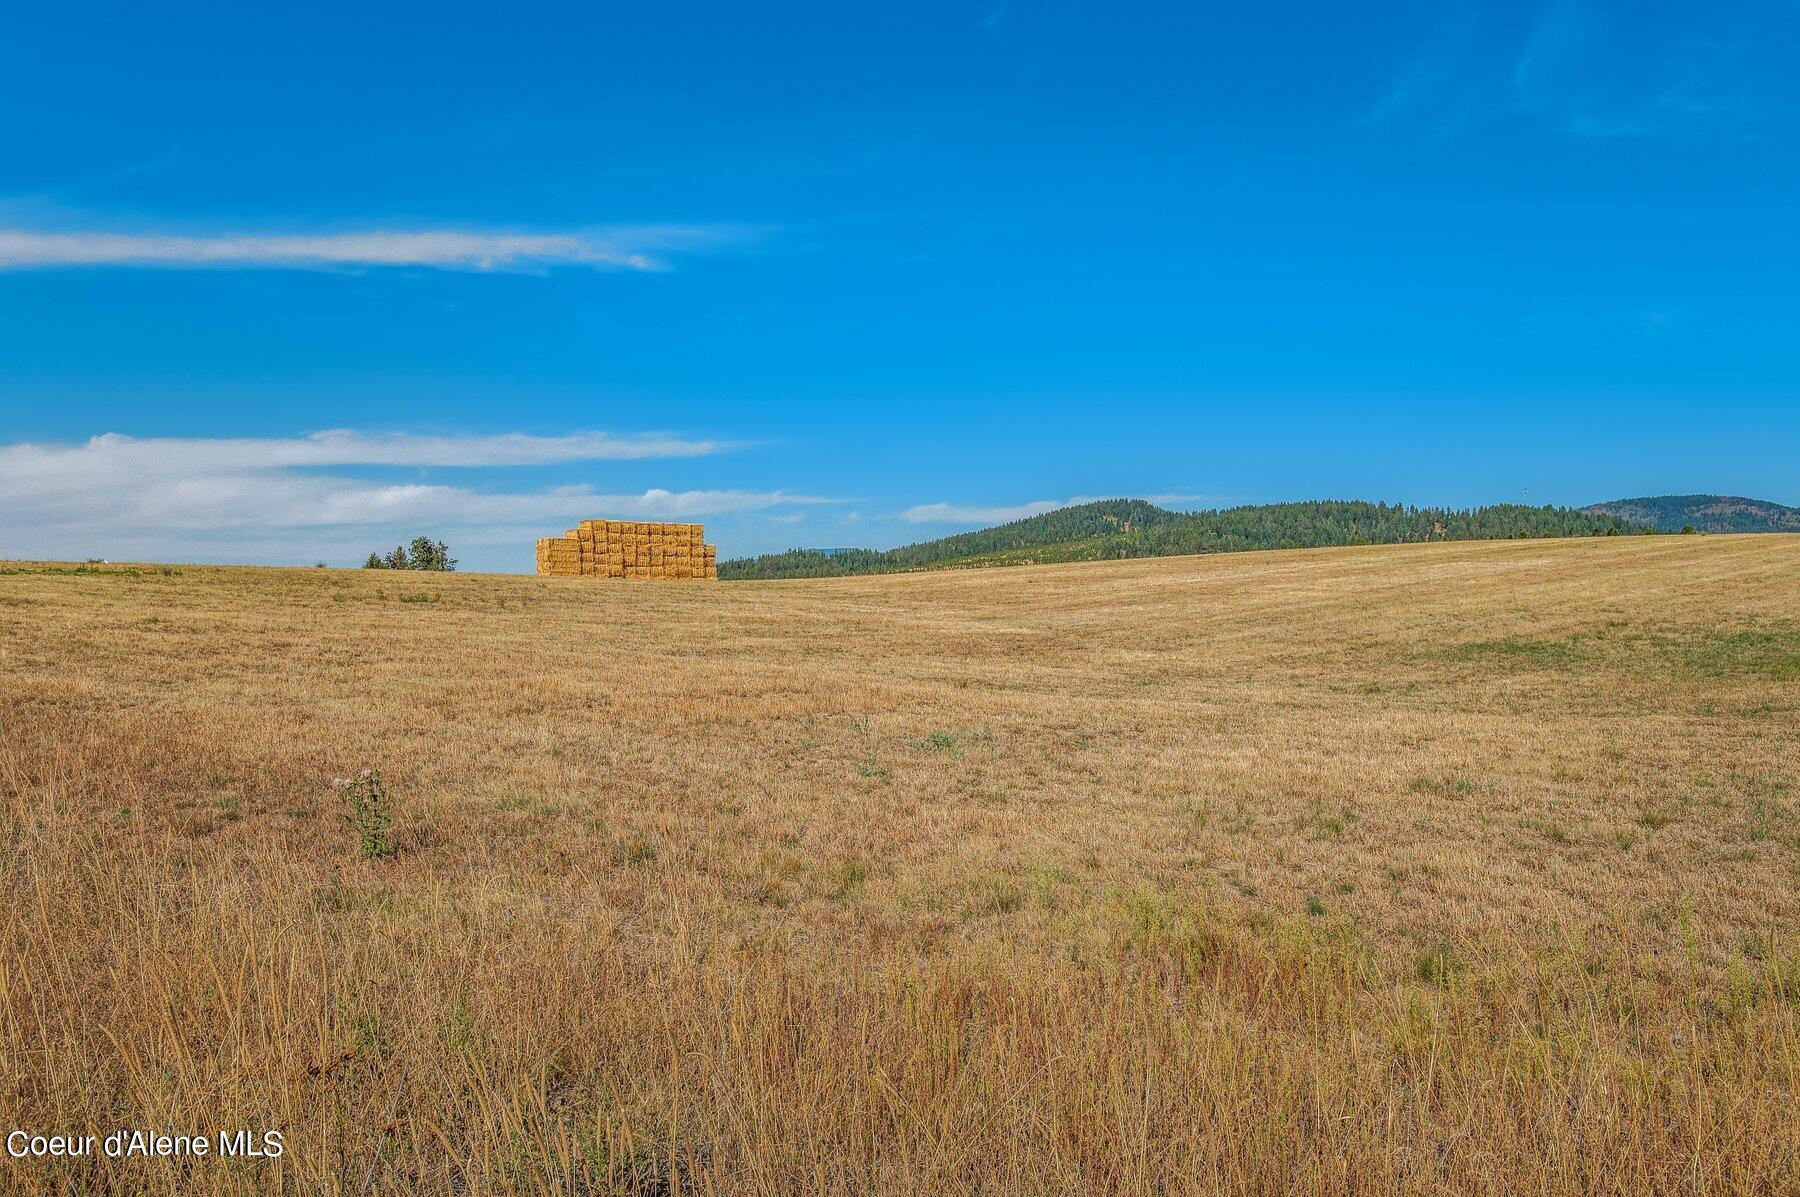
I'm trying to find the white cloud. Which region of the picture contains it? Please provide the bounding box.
[0,226,742,272]
[899,500,1066,525]
[898,493,1234,526]
[1068,492,1232,509]
[0,430,834,566]
[6,429,730,475]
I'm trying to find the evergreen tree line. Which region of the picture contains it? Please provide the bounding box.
[720,500,1644,580]
[363,537,458,571]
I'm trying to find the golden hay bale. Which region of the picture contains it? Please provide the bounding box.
[535,519,712,578]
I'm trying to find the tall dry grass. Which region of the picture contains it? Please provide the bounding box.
[1,536,1796,1193]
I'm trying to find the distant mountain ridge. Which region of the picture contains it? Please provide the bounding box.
[722,498,1639,580]
[1582,495,1800,534]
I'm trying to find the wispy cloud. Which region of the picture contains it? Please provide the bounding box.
[0,225,749,272]
[1360,1,1745,138]
[1354,3,1481,128]
[0,430,834,566]
[1510,2,1740,137]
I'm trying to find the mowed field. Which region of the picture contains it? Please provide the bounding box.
[2,535,1796,1195]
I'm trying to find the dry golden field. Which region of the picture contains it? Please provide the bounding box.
[2,535,1797,1195]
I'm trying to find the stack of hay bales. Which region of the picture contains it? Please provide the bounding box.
[535,520,718,580]
[535,533,582,576]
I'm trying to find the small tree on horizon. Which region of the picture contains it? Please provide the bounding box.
[407,536,457,572]
[363,539,456,570]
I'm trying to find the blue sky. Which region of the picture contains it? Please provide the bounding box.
[1,0,1796,569]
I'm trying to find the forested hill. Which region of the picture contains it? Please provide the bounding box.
[720,499,1640,580]
[1582,495,1800,534]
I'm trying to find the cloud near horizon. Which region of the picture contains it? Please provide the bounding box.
[0,430,834,565]
[0,225,750,272]
[29,429,736,470]
[898,493,1229,525]
[899,500,1066,525]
